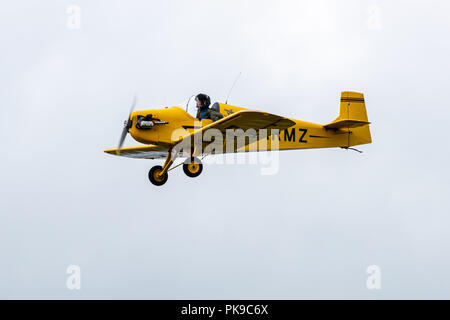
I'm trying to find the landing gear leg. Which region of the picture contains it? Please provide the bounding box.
[148,149,176,186]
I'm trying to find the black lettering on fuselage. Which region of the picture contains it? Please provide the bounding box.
[283,128,308,143]
[299,128,308,143]
[284,128,295,142]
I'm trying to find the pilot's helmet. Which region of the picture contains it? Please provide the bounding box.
[195,93,211,108]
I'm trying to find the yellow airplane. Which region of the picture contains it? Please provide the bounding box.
[104,91,371,186]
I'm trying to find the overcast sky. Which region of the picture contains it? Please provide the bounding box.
[1,0,450,299]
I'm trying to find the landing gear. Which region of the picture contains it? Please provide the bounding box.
[148,151,203,186]
[183,157,203,178]
[148,165,168,186]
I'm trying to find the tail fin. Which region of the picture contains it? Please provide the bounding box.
[324,91,372,147]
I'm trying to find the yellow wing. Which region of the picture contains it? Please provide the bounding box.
[204,110,295,131]
[104,144,169,159]
[174,110,296,153]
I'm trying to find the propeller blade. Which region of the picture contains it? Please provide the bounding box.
[128,93,137,115]
[117,124,128,155]
[117,94,138,155]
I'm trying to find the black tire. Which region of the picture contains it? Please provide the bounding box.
[183,157,203,178]
[148,165,168,186]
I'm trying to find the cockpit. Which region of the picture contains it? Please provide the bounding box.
[183,94,223,121]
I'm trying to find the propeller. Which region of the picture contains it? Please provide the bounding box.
[117,94,137,155]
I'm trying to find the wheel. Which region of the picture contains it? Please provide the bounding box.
[183,157,203,178]
[148,165,168,186]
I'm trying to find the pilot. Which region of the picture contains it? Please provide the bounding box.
[195,93,223,122]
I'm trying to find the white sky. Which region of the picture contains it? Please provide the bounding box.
[1,0,450,299]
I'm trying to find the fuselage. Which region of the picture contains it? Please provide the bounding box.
[128,103,369,152]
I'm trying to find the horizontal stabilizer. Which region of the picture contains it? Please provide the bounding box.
[324,119,370,129]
